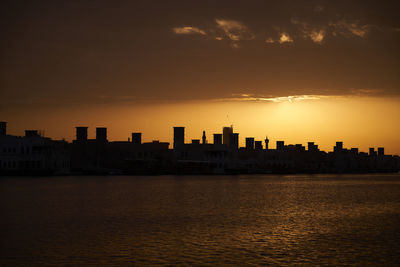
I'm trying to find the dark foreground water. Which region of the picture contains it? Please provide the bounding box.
[1,174,400,266]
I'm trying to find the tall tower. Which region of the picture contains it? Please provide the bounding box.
[223,126,233,146]
[265,136,269,150]
[173,127,185,149]
[0,121,7,136]
[202,131,207,144]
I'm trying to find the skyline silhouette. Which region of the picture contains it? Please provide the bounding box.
[1,121,399,175]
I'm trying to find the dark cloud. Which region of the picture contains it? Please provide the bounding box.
[1,0,399,109]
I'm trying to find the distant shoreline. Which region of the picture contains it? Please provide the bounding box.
[1,170,399,177]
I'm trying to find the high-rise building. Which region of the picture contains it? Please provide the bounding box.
[378,147,384,156]
[96,127,107,142]
[223,126,233,146]
[76,127,88,141]
[173,127,185,149]
[0,121,7,136]
[202,131,207,144]
[131,132,142,144]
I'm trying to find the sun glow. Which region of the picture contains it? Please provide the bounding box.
[3,96,400,155]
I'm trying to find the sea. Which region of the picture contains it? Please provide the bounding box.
[1,174,400,266]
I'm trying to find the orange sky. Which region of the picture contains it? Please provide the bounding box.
[3,95,400,155]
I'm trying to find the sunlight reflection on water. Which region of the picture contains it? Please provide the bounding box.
[1,174,400,266]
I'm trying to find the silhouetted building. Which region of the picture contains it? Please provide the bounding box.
[0,122,6,136]
[230,133,239,150]
[76,127,88,142]
[334,142,343,153]
[308,142,314,151]
[96,127,107,142]
[277,141,285,150]
[213,134,222,145]
[336,142,343,149]
[378,147,384,156]
[308,142,319,152]
[202,131,207,144]
[131,132,142,144]
[246,138,254,150]
[173,127,185,149]
[265,136,269,150]
[295,144,305,152]
[255,141,262,150]
[369,148,376,156]
[1,123,70,175]
[223,126,233,146]
[192,139,200,145]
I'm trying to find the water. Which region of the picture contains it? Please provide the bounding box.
[1,174,400,266]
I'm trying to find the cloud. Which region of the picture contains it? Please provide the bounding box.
[265,38,275,44]
[291,17,373,43]
[308,30,325,44]
[172,26,206,35]
[215,19,253,41]
[291,19,325,44]
[350,88,383,96]
[329,19,369,38]
[279,33,293,44]
[173,16,375,48]
[215,94,325,103]
[214,89,389,103]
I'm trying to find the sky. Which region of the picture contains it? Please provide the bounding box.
[1,0,400,154]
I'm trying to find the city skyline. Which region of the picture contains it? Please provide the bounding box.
[1,120,398,176]
[1,120,394,155]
